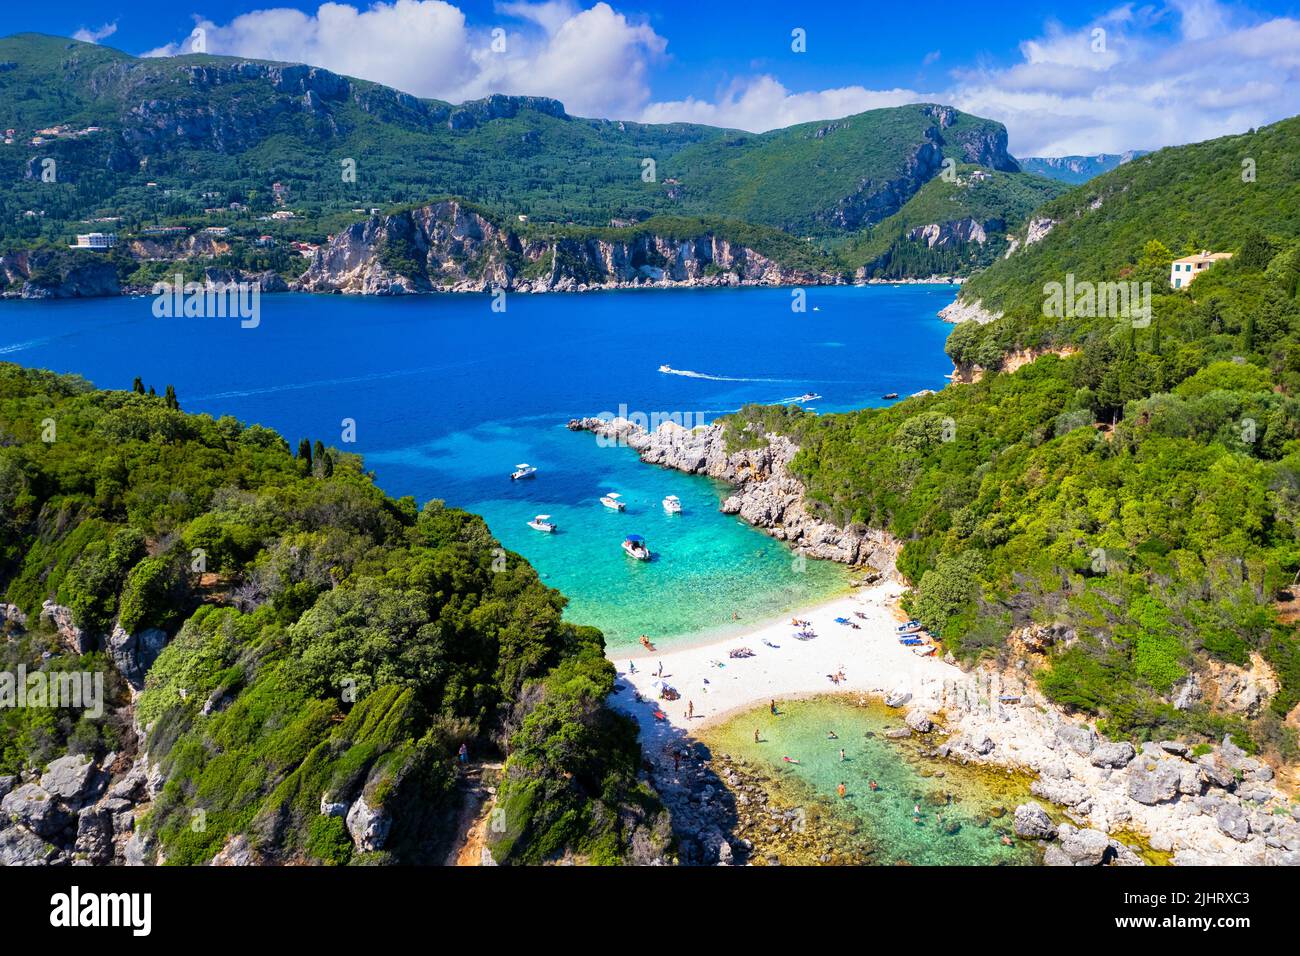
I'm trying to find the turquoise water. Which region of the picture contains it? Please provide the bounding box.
[0,285,955,648]
[708,697,1043,865]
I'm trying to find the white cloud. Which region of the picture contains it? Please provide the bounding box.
[142,1,665,119]
[72,21,118,44]
[641,76,932,132]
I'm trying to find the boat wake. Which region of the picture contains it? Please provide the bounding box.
[659,365,793,383]
[0,338,51,355]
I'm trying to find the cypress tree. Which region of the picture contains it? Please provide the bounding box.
[132,377,145,394]
[297,439,313,466]
[164,384,179,410]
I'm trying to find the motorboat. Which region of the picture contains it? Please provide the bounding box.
[881,393,899,400]
[622,534,651,561]
[527,514,556,533]
[662,495,682,514]
[796,393,822,403]
[658,364,674,373]
[510,463,537,480]
[600,492,626,511]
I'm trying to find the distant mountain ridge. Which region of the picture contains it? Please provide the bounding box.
[1016,151,1150,184]
[0,32,1052,287]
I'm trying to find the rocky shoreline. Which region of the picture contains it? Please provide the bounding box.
[566,415,898,570]
[908,670,1299,865]
[938,295,1001,324]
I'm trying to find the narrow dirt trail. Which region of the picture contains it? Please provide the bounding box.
[442,762,502,866]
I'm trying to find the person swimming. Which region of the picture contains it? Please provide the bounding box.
[827,731,838,740]
[783,756,801,764]
[869,780,879,791]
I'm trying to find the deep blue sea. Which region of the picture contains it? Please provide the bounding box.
[0,285,956,649]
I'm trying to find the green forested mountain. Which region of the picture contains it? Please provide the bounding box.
[841,165,1067,278]
[662,105,1020,236]
[0,364,665,864]
[0,33,1033,277]
[725,113,1300,758]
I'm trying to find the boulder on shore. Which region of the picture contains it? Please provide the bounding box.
[1089,741,1135,769]
[1055,724,1096,756]
[905,710,934,733]
[1056,823,1111,865]
[1013,802,1057,840]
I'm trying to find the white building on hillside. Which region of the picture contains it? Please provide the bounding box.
[1171,250,1232,288]
[70,232,116,250]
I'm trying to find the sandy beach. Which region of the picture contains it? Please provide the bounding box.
[609,580,966,749]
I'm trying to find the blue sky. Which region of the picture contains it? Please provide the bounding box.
[5,1,1300,154]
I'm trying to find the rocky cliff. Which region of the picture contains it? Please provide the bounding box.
[566,415,898,570]
[907,216,1002,249]
[297,200,839,295]
[0,249,121,299]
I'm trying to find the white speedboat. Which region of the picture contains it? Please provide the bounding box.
[796,393,821,403]
[600,492,626,511]
[511,463,536,480]
[662,495,682,514]
[527,514,556,533]
[658,364,673,373]
[622,534,651,561]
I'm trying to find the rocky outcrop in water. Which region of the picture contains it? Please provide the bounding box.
[566,415,898,570]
